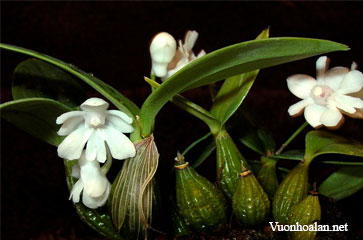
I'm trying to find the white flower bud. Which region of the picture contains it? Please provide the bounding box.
[150,32,176,77]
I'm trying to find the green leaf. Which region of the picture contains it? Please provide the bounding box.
[270,150,363,166]
[305,130,363,162]
[12,58,87,108]
[319,161,363,166]
[0,98,71,146]
[192,141,216,168]
[210,72,258,126]
[232,105,265,155]
[0,43,140,135]
[145,77,221,132]
[180,132,216,169]
[139,37,348,135]
[270,150,305,161]
[190,139,216,169]
[257,128,276,153]
[182,132,212,156]
[64,160,123,240]
[210,28,269,125]
[238,128,265,155]
[319,166,363,201]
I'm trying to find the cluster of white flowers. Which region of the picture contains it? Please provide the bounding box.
[287,56,363,128]
[150,30,206,80]
[57,97,136,209]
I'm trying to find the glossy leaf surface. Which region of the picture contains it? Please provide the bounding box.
[210,28,269,126]
[12,58,87,108]
[0,97,71,146]
[305,130,363,162]
[139,38,348,135]
[1,43,139,119]
[319,166,363,201]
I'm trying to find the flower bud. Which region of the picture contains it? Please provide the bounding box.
[150,32,177,77]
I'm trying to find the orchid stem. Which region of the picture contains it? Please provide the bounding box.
[275,121,309,155]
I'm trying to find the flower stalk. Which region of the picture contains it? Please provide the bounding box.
[275,121,309,155]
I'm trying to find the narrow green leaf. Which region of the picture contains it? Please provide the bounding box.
[232,105,265,155]
[180,132,216,168]
[64,160,123,240]
[210,72,258,125]
[270,151,363,166]
[270,150,305,161]
[319,161,363,166]
[257,128,276,153]
[182,132,212,156]
[305,130,363,162]
[1,43,139,119]
[190,139,216,169]
[210,28,269,125]
[12,58,87,108]
[248,160,291,174]
[0,98,71,146]
[145,77,221,132]
[238,128,265,155]
[139,38,348,135]
[319,166,363,201]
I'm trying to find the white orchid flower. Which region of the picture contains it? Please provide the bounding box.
[162,30,206,80]
[69,151,111,209]
[57,97,136,162]
[287,56,363,128]
[150,32,177,78]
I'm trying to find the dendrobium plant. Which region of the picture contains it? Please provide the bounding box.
[287,56,363,128]
[2,28,363,240]
[150,30,206,80]
[57,97,136,162]
[69,151,111,209]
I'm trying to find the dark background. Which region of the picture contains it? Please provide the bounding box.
[1,1,363,239]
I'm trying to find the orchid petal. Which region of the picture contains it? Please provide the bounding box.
[351,62,358,71]
[71,164,80,179]
[82,191,100,209]
[288,98,314,116]
[106,115,134,133]
[85,132,97,161]
[98,126,136,160]
[57,117,84,136]
[57,126,93,160]
[107,110,133,125]
[287,74,316,99]
[320,106,343,127]
[80,160,107,198]
[56,111,83,124]
[304,104,327,128]
[94,131,107,163]
[196,49,206,58]
[82,184,109,209]
[183,30,198,52]
[338,70,363,95]
[81,98,109,111]
[335,94,363,114]
[323,67,349,91]
[94,181,111,207]
[69,179,83,203]
[316,56,329,80]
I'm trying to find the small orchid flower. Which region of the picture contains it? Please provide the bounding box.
[287,56,363,128]
[150,32,177,78]
[57,98,136,162]
[162,30,206,80]
[69,151,111,209]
